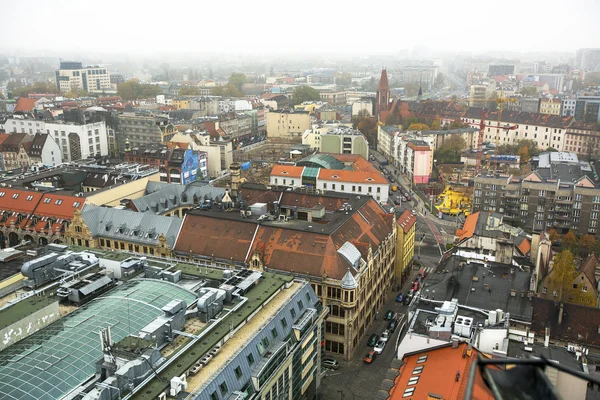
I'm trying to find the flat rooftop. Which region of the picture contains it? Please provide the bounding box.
[507,341,583,372]
[0,295,57,331]
[131,271,294,400]
[423,255,533,322]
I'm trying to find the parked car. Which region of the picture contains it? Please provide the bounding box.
[380,329,391,342]
[388,319,398,332]
[367,334,380,346]
[322,358,339,370]
[374,340,386,354]
[403,294,413,305]
[384,309,394,320]
[364,350,377,364]
[394,199,401,205]
[395,291,404,302]
[406,195,411,201]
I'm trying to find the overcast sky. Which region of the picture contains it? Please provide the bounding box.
[1,0,598,55]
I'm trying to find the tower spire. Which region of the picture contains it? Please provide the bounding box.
[376,67,390,122]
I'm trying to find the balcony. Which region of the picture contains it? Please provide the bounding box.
[555,198,573,204]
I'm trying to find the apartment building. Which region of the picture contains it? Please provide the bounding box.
[462,108,572,151]
[319,126,369,160]
[540,98,562,115]
[472,152,600,235]
[123,144,201,184]
[170,131,233,178]
[489,64,516,76]
[469,82,496,107]
[117,113,175,150]
[319,91,347,106]
[395,210,417,284]
[2,118,109,162]
[564,121,600,156]
[55,61,113,94]
[266,111,311,140]
[562,98,577,116]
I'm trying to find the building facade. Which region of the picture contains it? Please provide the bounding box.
[319,128,369,160]
[123,144,200,185]
[395,210,417,284]
[117,113,175,151]
[540,98,562,115]
[489,64,516,76]
[55,61,113,94]
[266,111,311,140]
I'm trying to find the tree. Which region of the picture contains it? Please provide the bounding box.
[292,86,320,105]
[545,147,558,152]
[517,145,530,164]
[65,88,88,98]
[356,117,378,145]
[448,119,467,129]
[179,86,202,96]
[117,80,162,100]
[579,235,596,256]
[435,72,445,88]
[407,123,430,131]
[228,73,247,92]
[434,134,467,163]
[211,84,243,97]
[563,231,578,249]
[352,109,370,128]
[552,249,575,301]
[431,118,441,130]
[8,81,59,97]
[520,86,538,97]
[336,72,352,87]
[547,228,560,242]
[404,83,420,96]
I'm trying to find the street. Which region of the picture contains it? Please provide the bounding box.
[317,267,419,400]
[316,151,453,399]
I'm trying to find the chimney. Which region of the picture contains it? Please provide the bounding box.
[558,303,564,325]
[544,327,550,348]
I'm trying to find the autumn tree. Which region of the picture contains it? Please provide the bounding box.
[178,86,202,96]
[448,119,467,129]
[562,231,578,250]
[547,228,560,243]
[65,88,88,98]
[407,123,430,131]
[352,109,370,128]
[117,80,162,100]
[517,145,530,164]
[431,118,441,130]
[357,117,378,145]
[552,249,576,301]
[292,86,320,105]
[579,235,596,256]
[8,81,60,97]
[211,84,243,97]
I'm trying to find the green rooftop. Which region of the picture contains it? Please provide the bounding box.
[0,295,58,331]
[296,153,345,170]
[131,271,294,400]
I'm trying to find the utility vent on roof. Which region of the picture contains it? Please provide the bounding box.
[332,175,339,179]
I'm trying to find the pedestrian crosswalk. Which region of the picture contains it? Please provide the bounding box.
[422,266,435,274]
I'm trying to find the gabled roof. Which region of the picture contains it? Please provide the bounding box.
[317,168,388,184]
[531,297,600,348]
[28,133,49,158]
[392,343,496,400]
[35,193,84,219]
[270,165,304,179]
[397,210,417,234]
[456,212,479,241]
[130,182,225,214]
[14,97,37,112]
[81,204,182,248]
[0,188,42,213]
[579,254,599,288]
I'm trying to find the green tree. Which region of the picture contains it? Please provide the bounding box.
[431,118,441,130]
[552,249,575,301]
[8,81,59,97]
[211,84,243,97]
[228,73,247,92]
[357,116,378,145]
[434,134,467,163]
[407,123,430,131]
[336,72,353,87]
[385,114,397,126]
[292,86,320,105]
[117,80,162,100]
[179,86,202,96]
[65,88,88,98]
[520,86,538,97]
[448,119,467,129]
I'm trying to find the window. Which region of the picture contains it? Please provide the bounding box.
[408,376,420,385]
[417,355,428,363]
[271,328,278,339]
[247,353,255,365]
[542,287,548,294]
[55,199,63,205]
[297,300,304,310]
[219,382,228,396]
[413,366,424,374]
[210,392,218,400]
[12,193,18,199]
[281,317,287,328]
[403,388,415,398]
[290,308,296,318]
[26,195,33,201]
[235,366,243,379]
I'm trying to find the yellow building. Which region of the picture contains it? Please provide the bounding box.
[395,210,417,284]
[540,98,562,116]
[294,103,318,115]
[65,205,181,258]
[266,111,311,140]
[171,98,191,110]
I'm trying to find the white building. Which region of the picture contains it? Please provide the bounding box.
[351,100,373,117]
[270,164,390,203]
[55,61,113,94]
[562,98,577,117]
[2,118,109,162]
[29,133,62,167]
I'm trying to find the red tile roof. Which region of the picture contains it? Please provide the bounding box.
[455,212,479,241]
[0,189,42,214]
[14,97,38,112]
[397,210,417,234]
[270,165,304,179]
[35,193,84,219]
[391,343,497,400]
[318,168,387,185]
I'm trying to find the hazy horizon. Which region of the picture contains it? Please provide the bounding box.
[1,0,599,57]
